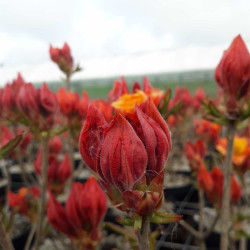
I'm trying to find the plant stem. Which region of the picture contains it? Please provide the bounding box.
[138,216,150,250]
[198,189,206,250]
[220,121,236,250]
[32,134,49,250]
[67,129,75,188]
[0,214,14,250]
[24,223,37,250]
[66,74,71,91]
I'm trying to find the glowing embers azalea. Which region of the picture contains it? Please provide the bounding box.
[112,90,147,115]
[216,136,250,174]
[109,76,164,115]
[194,119,221,144]
[79,98,171,216]
[8,186,40,220]
[185,139,206,172]
[197,166,242,208]
[47,178,107,249]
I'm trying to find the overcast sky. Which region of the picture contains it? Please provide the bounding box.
[0,0,250,83]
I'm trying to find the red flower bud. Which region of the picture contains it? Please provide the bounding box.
[48,136,62,155]
[108,77,129,101]
[185,139,206,172]
[47,193,77,238]
[79,105,108,173]
[47,178,107,246]
[197,164,213,192]
[49,43,74,75]
[100,113,147,192]
[230,176,242,202]
[39,82,58,115]
[131,106,169,183]
[2,84,15,113]
[57,154,72,183]
[140,98,171,149]
[78,91,90,119]
[16,83,39,116]
[215,35,250,110]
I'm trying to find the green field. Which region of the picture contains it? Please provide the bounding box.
[37,69,218,99]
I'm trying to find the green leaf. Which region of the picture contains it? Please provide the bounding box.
[208,101,222,118]
[116,216,134,226]
[159,89,171,115]
[0,131,28,159]
[149,211,183,224]
[164,100,184,119]
[134,217,142,231]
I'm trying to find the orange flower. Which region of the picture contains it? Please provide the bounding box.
[111,90,147,115]
[56,87,80,116]
[216,136,249,169]
[110,76,164,115]
[8,186,40,220]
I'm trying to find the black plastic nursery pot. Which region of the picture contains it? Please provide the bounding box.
[164,184,198,203]
[12,227,32,250]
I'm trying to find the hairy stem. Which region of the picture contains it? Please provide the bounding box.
[32,134,49,250]
[139,216,150,250]
[220,121,236,250]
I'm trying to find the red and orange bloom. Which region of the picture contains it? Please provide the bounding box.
[110,77,164,115]
[185,139,206,172]
[112,90,147,115]
[216,136,250,174]
[215,35,250,111]
[194,119,221,144]
[79,98,171,216]
[49,42,74,75]
[192,87,205,111]
[198,166,242,208]
[56,87,80,116]
[47,178,107,249]
[8,186,40,220]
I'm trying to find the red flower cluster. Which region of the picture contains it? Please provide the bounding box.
[79,98,171,216]
[47,178,107,249]
[49,43,74,75]
[185,139,206,172]
[35,148,72,195]
[8,186,40,220]
[194,119,221,144]
[197,166,242,207]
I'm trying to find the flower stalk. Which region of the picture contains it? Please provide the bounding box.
[139,216,150,250]
[220,121,236,250]
[33,133,49,250]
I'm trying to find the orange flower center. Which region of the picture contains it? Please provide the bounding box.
[112,90,147,115]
